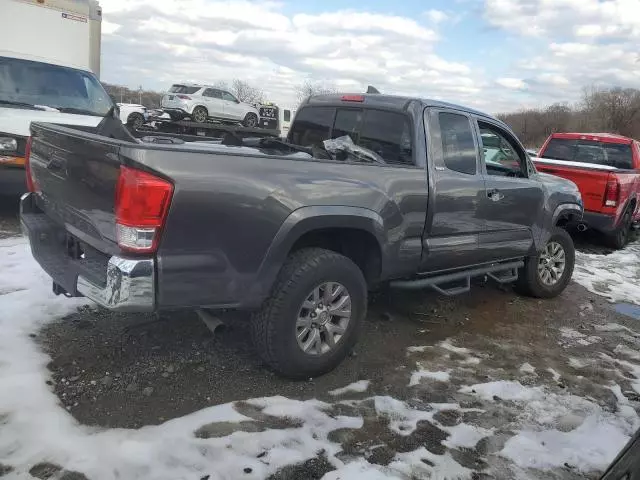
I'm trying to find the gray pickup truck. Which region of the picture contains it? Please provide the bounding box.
[20,93,583,378]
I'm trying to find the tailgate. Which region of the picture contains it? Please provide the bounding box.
[533,157,612,212]
[29,123,122,253]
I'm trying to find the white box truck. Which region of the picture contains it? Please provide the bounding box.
[1,0,113,196]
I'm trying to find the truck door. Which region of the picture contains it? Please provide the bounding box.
[473,118,543,261]
[420,109,487,272]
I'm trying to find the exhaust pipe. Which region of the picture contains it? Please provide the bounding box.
[577,223,588,232]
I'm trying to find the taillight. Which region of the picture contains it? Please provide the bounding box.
[25,136,36,192]
[604,175,619,208]
[176,95,191,100]
[115,166,173,253]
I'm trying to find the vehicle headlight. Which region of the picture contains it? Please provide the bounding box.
[0,137,18,153]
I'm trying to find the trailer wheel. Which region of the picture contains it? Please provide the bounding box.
[243,113,259,128]
[251,248,367,379]
[192,106,208,123]
[127,112,145,130]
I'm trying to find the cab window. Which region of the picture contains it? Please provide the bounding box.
[478,121,528,177]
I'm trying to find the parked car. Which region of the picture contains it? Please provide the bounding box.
[161,83,260,127]
[116,103,148,129]
[20,93,583,378]
[533,133,640,249]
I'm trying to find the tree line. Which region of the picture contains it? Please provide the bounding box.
[497,86,640,148]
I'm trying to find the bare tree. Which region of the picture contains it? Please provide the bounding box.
[208,79,265,105]
[295,80,338,105]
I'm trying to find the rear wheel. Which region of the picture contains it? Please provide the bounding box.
[191,106,208,123]
[243,112,258,128]
[515,227,575,298]
[250,248,367,379]
[606,208,633,250]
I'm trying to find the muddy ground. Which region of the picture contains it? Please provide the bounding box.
[1,199,639,479]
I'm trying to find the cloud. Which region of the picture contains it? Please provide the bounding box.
[425,9,449,24]
[100,0,488,109]
[482,0,640,106]
[496,78,527,90]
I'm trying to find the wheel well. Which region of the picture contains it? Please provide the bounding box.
[290,228,382,285]
[556,211,579,227]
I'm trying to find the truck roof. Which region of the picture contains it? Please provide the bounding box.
[549,132,635,144]
[0,50,91,72]
[303,93,510,129]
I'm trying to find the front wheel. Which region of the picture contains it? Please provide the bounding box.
[242,112,258,128]
[250,248,367,379]
[515,227,575,298]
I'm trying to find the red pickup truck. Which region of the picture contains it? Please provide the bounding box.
[533,132,640,249]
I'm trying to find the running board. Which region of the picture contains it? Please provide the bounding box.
[389,260,524,296]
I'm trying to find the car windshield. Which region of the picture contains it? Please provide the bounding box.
[541,138,633,169]
[0,56,113,117]
[168,85,201,94]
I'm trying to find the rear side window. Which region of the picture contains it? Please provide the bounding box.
[203,88,222,98]
[290,107,414,165]
[438,112,477,175]
[168,85,200,94]
[359,110,413,165]
[289,107,334,148]
[542,138,633,169]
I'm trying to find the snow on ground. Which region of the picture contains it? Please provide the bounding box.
[574,240,640,304]
[2,235,640,478]
[328,380,370,396]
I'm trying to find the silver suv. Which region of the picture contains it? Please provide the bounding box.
[161,83,260,127]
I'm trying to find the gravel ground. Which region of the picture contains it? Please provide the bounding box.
[1,200,639,479]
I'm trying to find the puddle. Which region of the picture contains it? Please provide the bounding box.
[613,303,640,320]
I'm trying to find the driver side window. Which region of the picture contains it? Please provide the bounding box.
[222,92,237,102]
[478,121,527,178]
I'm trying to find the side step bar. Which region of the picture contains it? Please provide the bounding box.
[389,260,524,296]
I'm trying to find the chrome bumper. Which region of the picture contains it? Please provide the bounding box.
[77,256,155,312]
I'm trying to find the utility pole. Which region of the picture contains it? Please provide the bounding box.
[138,86,143,105]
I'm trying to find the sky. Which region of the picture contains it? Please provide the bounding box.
[99,0,640,113]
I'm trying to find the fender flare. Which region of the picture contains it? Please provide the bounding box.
[244,206,386,308]
[552,202,583,225]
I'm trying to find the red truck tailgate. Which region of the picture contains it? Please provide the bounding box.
[533,158,614,212]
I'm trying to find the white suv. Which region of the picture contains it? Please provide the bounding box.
[161,83,260,127]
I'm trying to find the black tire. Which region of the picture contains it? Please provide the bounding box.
[250,248,367,379]
[605,207,633,250]
[515,227,575,298]
[242,112,258,128]
[192,106,208,124]
[127,112,144,130]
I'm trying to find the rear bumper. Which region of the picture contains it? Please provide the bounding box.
[0,166,27,196]
[581,210,617,233]
[20,193,155,312]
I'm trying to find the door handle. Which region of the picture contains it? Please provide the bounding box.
[487,189,504,202]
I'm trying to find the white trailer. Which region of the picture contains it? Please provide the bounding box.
[2,0,102,77]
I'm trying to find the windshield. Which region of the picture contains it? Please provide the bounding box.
[0,56,112,116]
[168,85,201,94]
[541,138,633,169]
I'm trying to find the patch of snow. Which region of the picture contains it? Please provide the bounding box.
[574,242,640,305]
[568,357,589,369]
[373,396,434,436]
[390,448,473,480]
[442,423,494,449]
[321,460,404,480]
[439,339,471,355]
[407,345,429,353]
[459,381,545,402]
[519,363,536,375]
[595,323,639,335]
[328,380,370,396]
[501,413,634,473]
[547,368,561,382]
[408,368,450,387]
[614,344,640,362]
[560,327,586,339]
